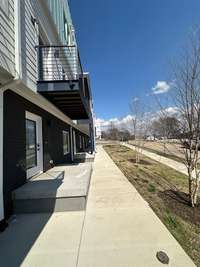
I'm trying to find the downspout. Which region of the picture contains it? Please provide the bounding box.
[73,130,77,155]
[70,126,74,162]
[0,89,5,230]
[89,98,95,153]
[0,0,22,230]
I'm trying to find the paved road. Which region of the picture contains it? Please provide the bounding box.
[0,145,196,267]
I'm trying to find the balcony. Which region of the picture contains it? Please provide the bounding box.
[36,45,90,120]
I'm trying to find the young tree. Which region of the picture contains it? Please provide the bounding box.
[150,116,180,139]
[130,98,150,163]
[159,31,200,207]
[106,121,118,140]
[174,35,200,207]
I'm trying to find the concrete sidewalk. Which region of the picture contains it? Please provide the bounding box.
[123,143,189,176]
[77,145,195,267]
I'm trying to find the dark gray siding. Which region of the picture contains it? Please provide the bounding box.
[3,89,74,217]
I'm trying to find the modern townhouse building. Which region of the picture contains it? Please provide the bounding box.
[0,0,94,230]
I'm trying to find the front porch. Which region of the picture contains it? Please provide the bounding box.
[12,161,93,214]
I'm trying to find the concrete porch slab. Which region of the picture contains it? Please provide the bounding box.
[12,162,93,213]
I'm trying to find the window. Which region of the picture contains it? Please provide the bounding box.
[63,131,70,155]
[64,13,72,45]
[82,136,85,149]
[64,14,68,42]
[26,119,37,170]
[67,25,72,45]
[79,135,82,149]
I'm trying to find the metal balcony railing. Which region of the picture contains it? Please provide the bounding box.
[36,45,83,82]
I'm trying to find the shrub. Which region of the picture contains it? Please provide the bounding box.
[148,184,156,193]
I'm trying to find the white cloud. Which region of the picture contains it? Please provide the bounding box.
[95,118,105,124]
[152,81,171,95]
[132,97,139,102]
[95,115,135,132]
[150,106,179,122]
[95,106,179,134]
[121,114,134,123]
[164,106,179,116]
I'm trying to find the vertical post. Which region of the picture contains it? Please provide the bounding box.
[89,116,95,153]
[73,130,76,155]
[0,90,4,226]
[70,126,74,162]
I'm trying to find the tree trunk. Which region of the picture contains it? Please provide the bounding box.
[136,149,139,164]
[188,168,194,207]
[190,179,199,207]
[135,146,140,164]
[191,189,195,208]
[193,179,199,206]
[188,178,192,197]
[163,141,166,155]
[191,178,199,207]
[188,167,192,196]
[138,151,140,164]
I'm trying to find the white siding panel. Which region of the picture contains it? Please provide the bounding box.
[20,0,62,92]
[20,0,38,91]
[0,0,15,78]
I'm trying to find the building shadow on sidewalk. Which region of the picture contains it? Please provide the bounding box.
[0,213,53,267]
[0,171,64,267]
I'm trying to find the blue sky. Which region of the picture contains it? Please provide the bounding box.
[70,0,200,121]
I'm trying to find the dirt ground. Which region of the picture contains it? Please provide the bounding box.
[104,144,200,267]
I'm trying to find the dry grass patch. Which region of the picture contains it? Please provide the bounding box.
[129,142,200,168]
[104,144,200,267]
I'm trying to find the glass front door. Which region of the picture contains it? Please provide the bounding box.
[26,112,43,178]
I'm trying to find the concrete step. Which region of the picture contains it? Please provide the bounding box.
[12,163,93,214]
[74,152,95,163]
[13,197,87,213]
